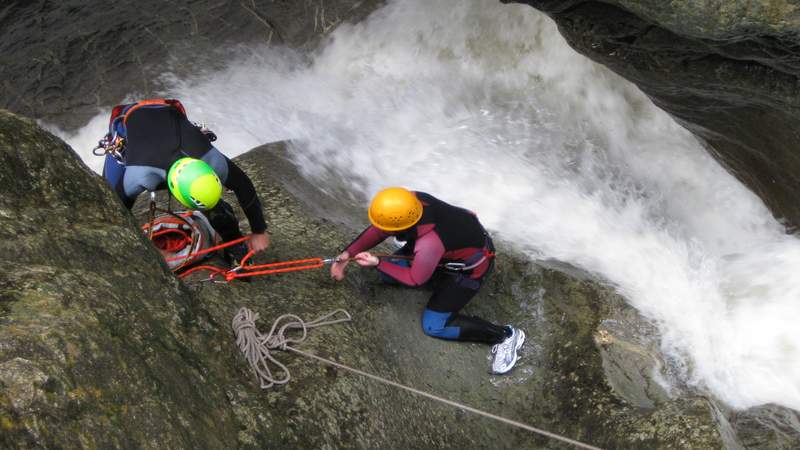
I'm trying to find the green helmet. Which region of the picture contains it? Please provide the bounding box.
[167,157,223,210]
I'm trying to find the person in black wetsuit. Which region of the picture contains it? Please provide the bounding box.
[101,99,270,260]
[330,187,525,374]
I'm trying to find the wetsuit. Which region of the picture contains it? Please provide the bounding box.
[102,103,267,240]
[345,192,508,344]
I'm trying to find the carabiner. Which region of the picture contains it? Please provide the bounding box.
[443,262,467,271]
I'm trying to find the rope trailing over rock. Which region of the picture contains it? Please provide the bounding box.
[232,307,352,388]
[231,307,601,450]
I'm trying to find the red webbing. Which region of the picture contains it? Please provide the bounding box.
[169,236,325,282]
[223,258,325,281]
[165,235,251,263]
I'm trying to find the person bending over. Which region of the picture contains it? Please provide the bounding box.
[330,187,524,374]
[101,98,269,262]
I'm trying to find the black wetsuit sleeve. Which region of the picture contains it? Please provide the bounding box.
[224,157,268,233]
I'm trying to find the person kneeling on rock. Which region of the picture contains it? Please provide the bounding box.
[330,187,524,374]
[100,98,270,263]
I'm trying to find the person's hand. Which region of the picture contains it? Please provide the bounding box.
[330,251,350,281]
[354,252,380,267]
[248,232,271,254]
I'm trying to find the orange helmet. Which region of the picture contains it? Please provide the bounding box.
[368,187,423,231]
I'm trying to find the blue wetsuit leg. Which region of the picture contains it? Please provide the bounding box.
[422,271,508,344]
[422,309,460,339]
[102,154,125,189]
[102,154,131,205]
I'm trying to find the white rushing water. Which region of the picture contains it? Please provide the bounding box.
[59,0,800,411]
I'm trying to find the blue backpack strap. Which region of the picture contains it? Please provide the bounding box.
[108,103,134,139]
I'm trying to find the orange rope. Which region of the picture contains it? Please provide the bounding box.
[223,258,325,281]
[170,237,324,282]
[178,264,229,279]
[168,240,422,283]
[165,235,251,263]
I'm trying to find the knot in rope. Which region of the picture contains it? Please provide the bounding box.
[232,307,352,388]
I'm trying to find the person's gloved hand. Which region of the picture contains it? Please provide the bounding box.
[248,232,271,254]
[330,251,350,281]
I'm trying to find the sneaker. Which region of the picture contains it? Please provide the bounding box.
[491,326,525,375]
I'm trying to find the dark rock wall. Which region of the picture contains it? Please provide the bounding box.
[508,0,800,230]
[0,0,382,129]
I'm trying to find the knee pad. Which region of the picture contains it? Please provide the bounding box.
[421,309,459,339]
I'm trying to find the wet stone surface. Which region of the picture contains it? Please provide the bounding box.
[0,114,726,448]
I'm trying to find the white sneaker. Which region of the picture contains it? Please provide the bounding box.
[491,326,525,375]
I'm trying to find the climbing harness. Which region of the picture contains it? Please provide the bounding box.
[232,307,601,450]
[441,250,495,272]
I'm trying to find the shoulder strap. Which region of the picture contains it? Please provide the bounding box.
[107,98,188,139]
[122,98,187,126]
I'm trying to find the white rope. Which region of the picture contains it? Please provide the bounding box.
[231,307,352,388]
[231,307,602,450]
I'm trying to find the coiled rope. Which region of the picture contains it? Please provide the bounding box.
[231,307,601,450]
[232,308,352,388]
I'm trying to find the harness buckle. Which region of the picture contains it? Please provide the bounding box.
[443,262,467,271]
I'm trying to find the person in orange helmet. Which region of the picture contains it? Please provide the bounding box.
[331,187,525,374]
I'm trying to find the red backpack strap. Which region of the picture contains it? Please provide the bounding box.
[108,104,127,127]
[164,98,186,116]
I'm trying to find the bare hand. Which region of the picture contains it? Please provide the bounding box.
[330,251,350,281]
[248,232,271,254]
[354,252,380,267]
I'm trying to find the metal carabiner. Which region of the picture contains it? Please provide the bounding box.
[443,262,466,271]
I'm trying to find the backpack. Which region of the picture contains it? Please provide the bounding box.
[107,98,188,140]
[95,98,216,160]
[143,210,221,271]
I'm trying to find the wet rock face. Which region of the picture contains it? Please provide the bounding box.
[0,0,382,129]
[507,0,800,230]
[0,109,245,448]
[0,111,725,448]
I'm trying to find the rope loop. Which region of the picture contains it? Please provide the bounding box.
[231,307,600,449]
[232,307,351,388]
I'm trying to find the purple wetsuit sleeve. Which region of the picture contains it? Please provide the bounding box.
[377,232,445,286]
[345,225,390,255]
